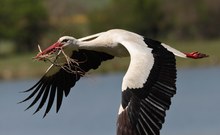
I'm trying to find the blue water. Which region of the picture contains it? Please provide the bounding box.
[0,67,219,135]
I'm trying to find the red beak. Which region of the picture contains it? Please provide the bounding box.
[35,42,63,59]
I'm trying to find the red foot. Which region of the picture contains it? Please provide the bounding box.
[185,51,209,59]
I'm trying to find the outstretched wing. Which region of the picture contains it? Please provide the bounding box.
[20,49,114,117]
[117,38,176,135]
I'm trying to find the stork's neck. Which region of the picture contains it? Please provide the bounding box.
[76,31,130,57]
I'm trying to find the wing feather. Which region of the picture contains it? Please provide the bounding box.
[26,83,47,111]
[44,84,56,117]
[33,85,50,114]
[21,49,113,117]
[117,38,176,135]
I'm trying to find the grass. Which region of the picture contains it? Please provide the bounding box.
[0,53,50,80]
[0,39,219,80]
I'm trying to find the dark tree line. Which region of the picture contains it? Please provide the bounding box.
[0,0,48,52]
[88,0,220,39]
[0,0,219,53]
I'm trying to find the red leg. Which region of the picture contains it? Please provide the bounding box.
[184,51,209,59]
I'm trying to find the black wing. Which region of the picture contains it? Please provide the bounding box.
[20,49,114,117]
[117,38,177,135]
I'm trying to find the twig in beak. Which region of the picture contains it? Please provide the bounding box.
[38,44,42,53]
[34,45,86,76]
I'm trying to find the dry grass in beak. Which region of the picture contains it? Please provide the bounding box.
[34,45,86,76]
[58,48,86,75]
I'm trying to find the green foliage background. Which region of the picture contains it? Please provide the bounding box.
[0,0,219,79]
[88,0,220,39]
[0,0,48,52]
[0,0,220,53]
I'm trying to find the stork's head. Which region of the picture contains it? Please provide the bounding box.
[35,36,77,60]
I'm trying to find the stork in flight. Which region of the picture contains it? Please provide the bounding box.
[21,29,208,135]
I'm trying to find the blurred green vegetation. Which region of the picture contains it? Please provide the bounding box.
[0,0,219,79]
[88,0,220,39]
[0,0,48,52]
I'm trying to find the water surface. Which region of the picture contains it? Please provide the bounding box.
[0,67,219,135]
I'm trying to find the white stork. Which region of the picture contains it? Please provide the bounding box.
[20,29,208,135]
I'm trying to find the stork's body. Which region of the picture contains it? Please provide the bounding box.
[21,29,208,135]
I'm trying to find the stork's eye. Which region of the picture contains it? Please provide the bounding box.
[62,39,69,43]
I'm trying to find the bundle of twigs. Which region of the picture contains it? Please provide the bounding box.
[34,45,85,75]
